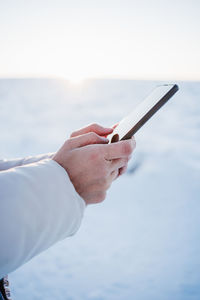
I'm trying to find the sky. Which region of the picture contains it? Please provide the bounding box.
[0,0,200,81]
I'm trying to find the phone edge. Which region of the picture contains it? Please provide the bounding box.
[121,84,179,140]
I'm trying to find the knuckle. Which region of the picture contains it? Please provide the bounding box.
[122,141,133,156]
[90,123,98,131]
[64,139,71,148]
[89,132,98,140]
[121,142,129,156]
[70,131,76,137]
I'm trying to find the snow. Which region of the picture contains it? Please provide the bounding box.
[0,78,200,300]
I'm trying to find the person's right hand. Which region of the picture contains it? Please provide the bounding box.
[53,124,136,205]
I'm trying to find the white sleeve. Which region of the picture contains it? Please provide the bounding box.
[0,153,54,171]
[0,159,85,278]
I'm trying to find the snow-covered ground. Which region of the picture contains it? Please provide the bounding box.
[0,79,199,300]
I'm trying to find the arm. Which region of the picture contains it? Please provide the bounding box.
[0,158,85,278]
[0,153,54,171]
[0,123,135,278]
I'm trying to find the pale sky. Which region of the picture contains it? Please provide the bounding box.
[0,0,200,81]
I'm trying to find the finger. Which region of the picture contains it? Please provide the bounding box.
[70,123,113,138]
[109,158,128,172]
[105,137,136,160]
[112,123,119,129]
[68,132,109,149]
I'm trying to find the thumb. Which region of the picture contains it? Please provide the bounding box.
[68,132,109,149]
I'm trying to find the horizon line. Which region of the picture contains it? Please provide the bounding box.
[0,75,199,83]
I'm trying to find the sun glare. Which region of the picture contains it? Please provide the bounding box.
[68,76,85,85]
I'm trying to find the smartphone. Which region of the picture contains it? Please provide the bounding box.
[108,84,179,143]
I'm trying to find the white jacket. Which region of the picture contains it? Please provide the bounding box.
[0,154,85,278]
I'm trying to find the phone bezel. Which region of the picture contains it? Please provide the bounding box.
[110,84,179,142]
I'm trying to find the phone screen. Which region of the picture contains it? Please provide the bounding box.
[108,84,179,143]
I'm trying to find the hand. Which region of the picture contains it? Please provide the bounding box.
[71,123,131,176]
[53,124,136,205]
